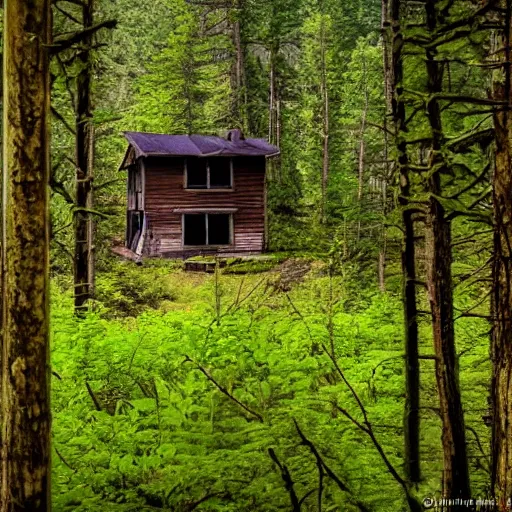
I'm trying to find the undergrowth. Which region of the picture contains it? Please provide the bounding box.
[50,262,490,511]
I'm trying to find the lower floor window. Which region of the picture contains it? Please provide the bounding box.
[183,213,231,246]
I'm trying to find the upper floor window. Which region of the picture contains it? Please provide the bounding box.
[185,158,233,189]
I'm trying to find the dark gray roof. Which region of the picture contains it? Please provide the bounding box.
[123,131,280,159]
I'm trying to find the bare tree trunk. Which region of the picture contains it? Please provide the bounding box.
[74,0,95,313]
[423,0,470,499]
[491,0,512,507]
[268,48,281,182]
[388,0,421,484]
[357,81,368,204]
[1,0,51,509]
[231,0,247,130]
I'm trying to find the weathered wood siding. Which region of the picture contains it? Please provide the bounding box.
[127,163,143,211]
[143,156,266,256]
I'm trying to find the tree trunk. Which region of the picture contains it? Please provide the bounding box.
[74,0,95,313]
[357,81,368,204]
[268,47,280,181]
[491,0,512,507]
[388,0,421,484]
[1,0,51,509]
[425,187,470,499]
[231,0,247,129]
[320,10,329,223]
[379,0,392,293]
[423,0,470,499]
[378,236,386,293]
[268,50,275,147]
[356,73,369,241]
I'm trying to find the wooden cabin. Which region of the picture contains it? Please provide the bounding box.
[119,129,279,259]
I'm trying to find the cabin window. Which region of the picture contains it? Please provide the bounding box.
[209,159,232,188]
[185,158,233,189]
[183,213,232,246]
[186,159,208,188]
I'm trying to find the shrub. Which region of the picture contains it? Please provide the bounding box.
[94,262,178,316]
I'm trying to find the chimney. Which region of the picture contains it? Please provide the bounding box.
[226,129,245,143]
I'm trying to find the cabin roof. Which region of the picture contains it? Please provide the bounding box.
[122,130,280,163]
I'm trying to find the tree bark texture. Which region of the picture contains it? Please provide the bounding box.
[388,0,421,484]
[74,0,95,312]
[423,0,470,499]
[491,0,512,508]
[1,0,51,510]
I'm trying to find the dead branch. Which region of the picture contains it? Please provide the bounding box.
[55,447,77,472]
[50,19,117,55]
[321,345,420,511]
[185,356,264,422]
[51,106,76,135]
[186,491,232,511]
[448,164,490,200]
[53,2,81,24]
[268,448,301,511]
[54,0,86,6]
[466,426,490,475]
[293,420,371,512]
[85,381,102,411]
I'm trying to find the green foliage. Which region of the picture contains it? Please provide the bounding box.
[51,265,490,511]
[128,0,231,135]
[45,0,497,509]
[93,261,179,317]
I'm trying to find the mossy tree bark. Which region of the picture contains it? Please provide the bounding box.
[387,0,421,484]
[0,0,51,510]
[491,0,512,508]
[423,0,470,500]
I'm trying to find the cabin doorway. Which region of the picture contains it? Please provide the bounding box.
[183,213,232,246]
[127,211,144,252]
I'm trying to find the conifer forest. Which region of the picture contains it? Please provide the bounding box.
[6,0,512,510]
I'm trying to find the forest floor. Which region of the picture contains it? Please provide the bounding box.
[50,256,491,512]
